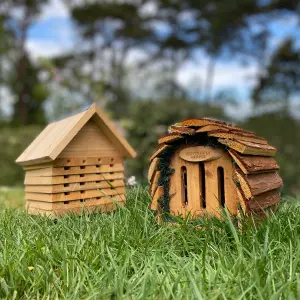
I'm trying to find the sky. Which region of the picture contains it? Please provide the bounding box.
[21,0,300,119]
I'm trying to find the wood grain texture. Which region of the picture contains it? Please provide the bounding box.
[229,150,279,174]
[16,108,91,165]
[26,194,125,210]
[234,170,283,199]
[158,133,183,145]
[27,202,125,217]
[58,120,120,158]
[148,158,160,182]
[25,186,125,202]
[218,139,276,156]
[179,118,227,127]
[25,179,124,194]
[25,172,124,185]
[204,152,238,216]
[150,145,170,161]
[179,146,223,162]
[25,164,124,177]
[209,131,267,144]
[16,103,136,166]
[150,171,161,197]
[236,188,280,213]
[196,124,251,133]
[150,186,164,210]
[170,126,196,135]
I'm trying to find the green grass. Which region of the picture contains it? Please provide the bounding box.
[0,187,300,299]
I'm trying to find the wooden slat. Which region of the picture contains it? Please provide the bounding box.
[27,202,125,217]
[204,152,238,216]
[185,160,202,214]
[196,124,251,133]
[25,187,125,202]
[148,158,160,182]
[229,150,279,174]
[168,148,206,217]
[150,186,164,211]
[150,145,170,161]
[26,194,125,210]
[218,139,276,156]
[24,157,123,170]
[25,172,124,185]
[25,164,124,177]
[179,118,227,127]
[170,126,196,135]
[234,170,283,199]
[209,131,267,145]
[236,188,280,213]
[150,171,161,197]
[158,133,183,145]
[25,179,124,194]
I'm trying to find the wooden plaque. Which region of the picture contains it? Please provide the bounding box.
[179,146,223,162]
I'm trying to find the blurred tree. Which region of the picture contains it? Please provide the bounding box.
[9,54,49,125]
[252,39,300,112]
[0,0,49,125]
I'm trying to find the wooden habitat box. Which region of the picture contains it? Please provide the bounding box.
[149,118,283,222]
[16,104,136,217]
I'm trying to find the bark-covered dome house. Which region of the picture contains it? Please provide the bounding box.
[149,118,283,220]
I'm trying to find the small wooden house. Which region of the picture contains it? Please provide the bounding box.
[16,104,136,216]
[149,118,283,221]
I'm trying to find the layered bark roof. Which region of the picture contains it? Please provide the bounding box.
[149,118,282,215]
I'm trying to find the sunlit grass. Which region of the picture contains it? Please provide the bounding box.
[0,187,299,299]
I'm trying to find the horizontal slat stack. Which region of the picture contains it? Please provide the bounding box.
[24,157,126,217]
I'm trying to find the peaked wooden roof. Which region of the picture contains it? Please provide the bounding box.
[16,104,136,166]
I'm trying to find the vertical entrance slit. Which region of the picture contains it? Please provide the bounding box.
[200,163,206,208]
[181,166,188,206]
[218,167,225,207]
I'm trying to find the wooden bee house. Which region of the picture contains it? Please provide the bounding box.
[149,118,283,221]
[16,104,136,216]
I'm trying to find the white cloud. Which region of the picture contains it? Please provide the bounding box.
[39,0,69,20]
[177,59,259,92]
[26,39,69,58]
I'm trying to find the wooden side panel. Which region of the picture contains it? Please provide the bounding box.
[25,179,124,193]
[25,164,124,177]
[58,120,120,158]
[25,172,124,185]
[25,187,125,202]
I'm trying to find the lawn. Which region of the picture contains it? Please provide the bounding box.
[0,187,300,299]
